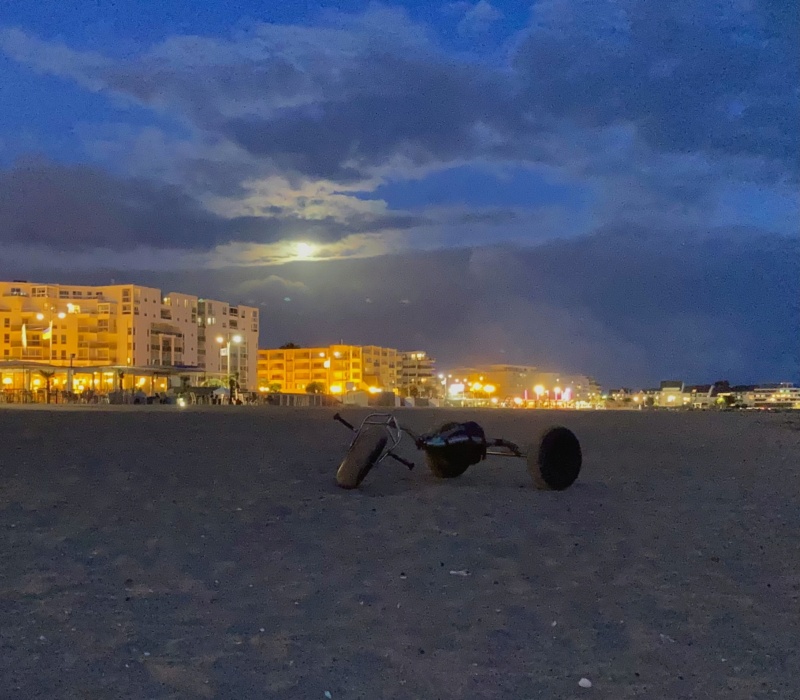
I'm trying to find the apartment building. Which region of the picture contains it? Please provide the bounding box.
[257,344,400,394]
[196,297,260,392]
[0,281,259,391]
[398,351,436,396]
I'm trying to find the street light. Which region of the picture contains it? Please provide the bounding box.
[216,333,243,404]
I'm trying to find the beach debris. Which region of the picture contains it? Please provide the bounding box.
[324,692,332,699]
[578,678,592,688]
[449,570,470,576]
[551,621,558,627]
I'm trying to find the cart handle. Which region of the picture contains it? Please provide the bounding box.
[333,413,355,431]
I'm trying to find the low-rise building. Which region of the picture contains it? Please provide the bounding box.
[740,383,800,409]
[257,344,401,395]
[657,380,685,407]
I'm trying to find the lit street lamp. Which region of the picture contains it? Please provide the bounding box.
[216,333,243,404]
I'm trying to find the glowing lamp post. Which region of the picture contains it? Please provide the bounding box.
[216,333,243,404]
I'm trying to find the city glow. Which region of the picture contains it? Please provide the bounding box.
[513,397,523,405]
[216,335,224,344]
[2,377,12,385]
[329,384,343,394]
[368,386,381,394]
[448,383,465,396]
[57,312,66,319]
[483,384,496,394]
[36,313,44,320]
[232,334,242,344]
[534,385,545,397]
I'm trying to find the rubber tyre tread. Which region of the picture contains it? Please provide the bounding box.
[424,422,472,479]
[527,426,582,490]
[336,428,388,489]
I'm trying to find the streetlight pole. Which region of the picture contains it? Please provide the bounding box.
[216,333,242,405]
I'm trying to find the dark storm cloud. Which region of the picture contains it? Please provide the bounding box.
[219,53,523,183]
[0,160,427,250]
[57,224,793,387]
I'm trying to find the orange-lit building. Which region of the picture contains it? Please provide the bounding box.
[0,280,259,392]
[257,344,401,394]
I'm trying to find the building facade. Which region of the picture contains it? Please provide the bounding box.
[0,281,259,391]
[398,351,436,396]
[257,344,401,394]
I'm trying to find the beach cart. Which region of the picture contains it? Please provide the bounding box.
[333,413,581,491]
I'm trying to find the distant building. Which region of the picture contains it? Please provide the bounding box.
[257,344,401,394]
[684,384,715,409]
[532,372,600,402]
[398,351,436,397]
[658,380,685,407]
[0,280,259,391]
[740,383,800,409]
[448,364,539,399]
[447,364,598,402]
[196,298,260,392]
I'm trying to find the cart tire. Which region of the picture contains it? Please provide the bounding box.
[336,428,388,489]
[527,426,581,490]
[424,422,473,479]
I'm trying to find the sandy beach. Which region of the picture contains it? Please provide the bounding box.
[1,405,799,699]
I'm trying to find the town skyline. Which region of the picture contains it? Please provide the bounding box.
[1,276,794,391]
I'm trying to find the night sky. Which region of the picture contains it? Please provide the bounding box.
[1,1,797,386]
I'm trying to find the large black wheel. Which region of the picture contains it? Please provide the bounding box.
[424,422,473,479]
[336,428,388,489]
[527,426,582,490]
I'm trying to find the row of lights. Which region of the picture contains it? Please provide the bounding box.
[2,374,159,388]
